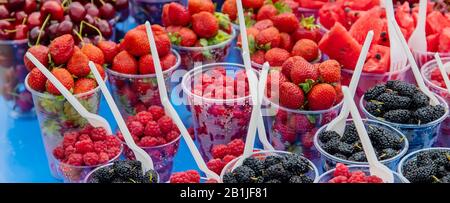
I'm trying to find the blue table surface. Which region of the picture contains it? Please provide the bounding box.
[0,28,243,183]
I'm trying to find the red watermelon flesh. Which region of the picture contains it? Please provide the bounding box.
[363,45,390,74]
[341,0,380,11]
[379,19,390,47]
[427,33,440,52]
[318,2,346,30]
[426,11,450,35]
[319,23,362,69]
[395,9,415,36]
[349,8,384,45]
[299,0,328,9]
[438,27,450,52]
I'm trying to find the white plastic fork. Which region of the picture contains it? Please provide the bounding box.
[408,0,427,53]
[257,62,275,151]
[342,86,395,183]
[25,52,112,134]
[144,21,220,181]
[390,19,440,106]
[326,31,374,136]
[385,0,407,72]
[88,61,154,173]
[434,54,450,94]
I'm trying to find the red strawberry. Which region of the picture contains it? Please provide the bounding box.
[93,63,106,79]
[290,60,318,85]
[161,53,177,70]
[81,43,105,65]
[318,60,341,83]
[222,0,237,21]
[168,27,197,47]
[266,70,288,98]
[281,56,305,80]
[251,50,265,65]
[49,34,74,65]
[292,16,322,43]
[67,50,90,78]
[279,32,293,52]
[255,27,280,48]
[272,13,300,34]
[279,82,305,109]
[24,45,49,71]
[162,4,171,26]
[334,83,343,103]
[138,54,156,74]
[265,48,290,66]
[188,0,215,14]
[292,39,319,62]
[112,51,138,74]
[253,19,274,31]
[257,4,278,21]
[123,29,150,57]
[192,11,219,38]
[243,0,264,10]
[27,68,47,92]
[307,83,337,110]
[97,40,119,64]
[45,68,75,95]
[74,78,97,94]
[153,32,172,57]
[166,2,190,26]
[439,27,450,52]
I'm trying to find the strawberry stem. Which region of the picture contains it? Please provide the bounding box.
[36,14,51,46]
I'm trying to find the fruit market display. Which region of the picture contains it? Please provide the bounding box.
[87,160,159,183]
[400,148,450,183]
[326,163,384,183]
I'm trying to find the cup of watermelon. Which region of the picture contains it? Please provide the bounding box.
[421,57,450,147]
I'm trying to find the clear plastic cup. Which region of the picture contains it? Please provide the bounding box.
[262,96,343,170]
[360,94,449,152]
[174,29,236,71]
[412,49,450,68]
[25,74,102,179]
[84,162,160,183]
[56,145,123,183]
[181,63,253,161]
[397,147,450,183]
[219,150,319,183]
[421,58,450,147]
[314,119,409,172]
[0,39,35,118]
[122,134,181,182]
[129,0,183,25]
[316,165,409,183]
[106,50,180,119]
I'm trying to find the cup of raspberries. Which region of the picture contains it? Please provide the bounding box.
[398,147,450,183]
[51,125,123,182]
[181,63,253,161]
[361,80,449,151]
[162,0,236,70]
[262,58,343,167]
[0,1,40,118]
[117,105,181,182]
[221,150,318,183]
[106,24,180,119]
[85,160,159,183]
[314,119,409,172]
[316,163,409,183]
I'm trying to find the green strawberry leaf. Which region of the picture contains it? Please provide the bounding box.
[306,115,316,124]
[300,16,319,30]
[244,11,256,27]
[248,35,256,54]
[168,32,182,45]
[299,79,316,94]
[274,1,292,14]
[257,43,271,51]
[208,30,231,45]
[200,38,214,59]
[214,12,231,31]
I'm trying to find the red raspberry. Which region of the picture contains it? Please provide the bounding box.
[207,158,225,174]
[98,152,109,164]
[348,171,367,183]
[333,163,350,178]
[227,139,245,156]
[366,175,383,183]
[106,146,121,159]
[135,111,153,125]
[222,155,236,164]
[144,121,162,137]
[166,130,180,142]
[66,153,83,166]
[91,127,107,141]
[211,144,230,159]
[53,146,65,160]
[172,123,180,133]
[328,176,348,183]
[139,136,159,147]
[158,115,174,134]
[105,136,121,148]
[187,127,195,140]
[116,131,124,141]
[78,134,91,141]
[64,145,76,157]
[128,121,144,137]
[148,105,165,120]
[170,172,194,183]
[93,141,107,153]
[74,139,94,154]
[186,170,201,182]
[79,125,94,134]
[156,136,167,145]
[83,152,99,166]
[62,131,79,148]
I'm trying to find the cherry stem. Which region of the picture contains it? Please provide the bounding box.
[99,0,106,6]
[73,28,84,44]
[35,14,51,46]
[81,20,103,41]
[4,29,17,33]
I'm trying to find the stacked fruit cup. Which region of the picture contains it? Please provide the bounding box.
[316,164,409,183]
[313,119,409,172]
[421,58,450,147]
[181,63,253,161]
[360,81,449,152]
[163,1,237,71]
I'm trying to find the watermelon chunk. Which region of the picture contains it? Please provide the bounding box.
[427,33,440,52]
[299,0,328,9]
[349,8,384,45]
[438,27,450,52]
[363,45,390,74]
[318,2,346,30]
[340,0,380,11]
[395,8,415,36]
[319,23,362,69]
[379,19,390,47]
[426,11,450,35]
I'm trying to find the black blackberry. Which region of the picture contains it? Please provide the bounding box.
[232,166,257,183]
[368,126,403,150]
[142,169,158,183]
[436,165,448,178]
[405,166,435,183]
[91,166,115,183]
[264,163,289,182]
[378,148,397,160]
[288,175,313,183]
[416,152,433,167]
[222,173,238,183]
[415,106,440,124]
[386,80,418,97]
[411,92,430,108]
[265,179,282,183]
[263,156,284,169]
[88,177,100,183]
[281,154,310,175]
[333,153,347,160]
[440,175,450,183]
[429,150,449,165]
[376,92,411,110]
[111,178,130,183]
[364,84,386,101]
[113,161,139,179]
[341,123,358,144]
[383,109,413,124]
[322,139,340,154]
[318,131,340,143]
[336,142,354,156]
[243,157,264,176]
[365,101,384,117]
[348,151,367,162]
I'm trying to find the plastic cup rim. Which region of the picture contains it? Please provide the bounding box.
[121,132,182,150]
[421,57,450,93]
[263,95,344,114]
[315,164,410,183]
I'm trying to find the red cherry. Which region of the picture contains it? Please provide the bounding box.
[68,2,86,23]
[0,5,9,19]
[27,12,41,29]
[46,23,59,39]
[0,20,14,39]
[14,24,28,39]
[115,0,129,10]
[99,3,116,20]
[57,20,73,36]
[24,0,37,14]
[40,1,64,22]
[96,19,112,38]
[14,11,28,25]
[85,3,99,17]
[6,0,25,12]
